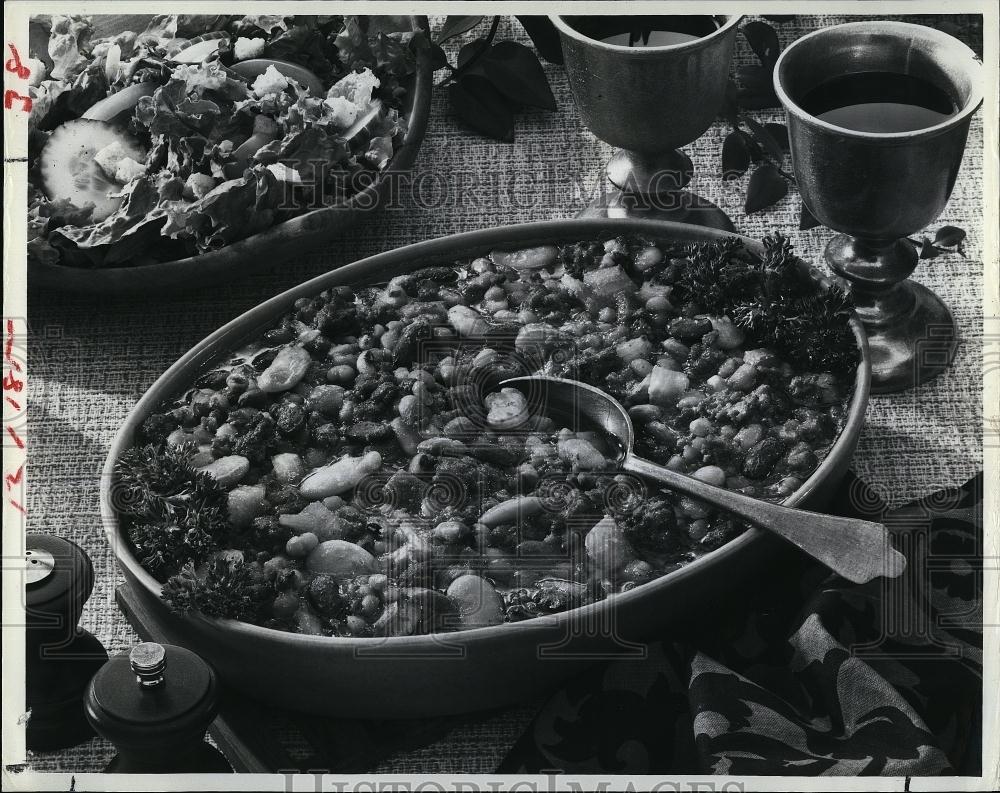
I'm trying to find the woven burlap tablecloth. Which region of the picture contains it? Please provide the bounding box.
[23,13,985,774]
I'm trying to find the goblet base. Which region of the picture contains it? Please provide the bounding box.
[863,280,958,394]
[577,187,736,233]
[825,234,958,393]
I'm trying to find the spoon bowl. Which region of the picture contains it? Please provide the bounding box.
[501,375,906,584]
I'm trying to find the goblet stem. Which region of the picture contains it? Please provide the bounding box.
[826,234,958,393]
[607,148,693,193]
[578,147,735,232]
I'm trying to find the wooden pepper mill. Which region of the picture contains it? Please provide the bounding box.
[25,533,109,751]
[84,642,232,773]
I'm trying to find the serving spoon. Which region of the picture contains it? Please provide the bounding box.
[501,376,906,584]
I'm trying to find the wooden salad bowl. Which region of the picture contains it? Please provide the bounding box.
[100,218,872,717]
[30,16,434,296]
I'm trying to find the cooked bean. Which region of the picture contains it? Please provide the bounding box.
[416,437,467,456]
[271,453,304,484]
[648,365,689,407]
[199,455,249,487]
[306,539,378,578]
[635,246,664,271]
[558,437,607,471]
[299,451,382,499]
[286,531,319,558]
[491,245,558,271]
[257,346,312,393]
[585,516,634,575]
[306,385,344,416]
[484,387,529,430]
[227,484,266,529]
[692,465,726,487]
[728,363,757,392]
[480,495,544,527]
[446,574,504,629]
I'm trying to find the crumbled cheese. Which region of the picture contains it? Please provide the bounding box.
[251,65,289,98]
[114,157,147,184]
[184,173,218,200]
[27,57,48,87]
[234,37,267,61]
[322,96,359,129]
[93,141,130,180]
[266,163,303,183]
[172,62,229,93]
[327,68,380,107]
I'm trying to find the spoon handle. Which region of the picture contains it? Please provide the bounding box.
[622,456,906,584]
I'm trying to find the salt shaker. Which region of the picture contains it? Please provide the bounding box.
[84,642,232,773]
[25,534,108,750]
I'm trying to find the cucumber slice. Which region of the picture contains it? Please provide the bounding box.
[39,119,146,222]
[82,82,157,126]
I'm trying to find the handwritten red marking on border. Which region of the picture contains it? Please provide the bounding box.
[5,464,23,490]
[3,320,26,515]
[5,43,29,79]
[6,426,24,449]
[4,89,32,112]
[4,320,21,370]
[2,370,23,392]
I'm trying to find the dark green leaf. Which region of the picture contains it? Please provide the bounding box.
[436,15,485,45]
[448,75,515,142]
[482,41,556,111]
[933,225,967,247]
[744,164,787,214]
[917,237,942,259]
[737,64,775,94]
[799,202,822,230]
[516,15,564,64]
[457,38,490,74]
[425,42,449,72]
[735,87,781,110]
[742,21,781,68]
[722,131,751,179]
[763,122,790,151]
[743,116,786,163]
[740,129,763,162]
[721,80,740,124]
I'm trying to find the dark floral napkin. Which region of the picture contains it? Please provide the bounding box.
[498,472,983,775]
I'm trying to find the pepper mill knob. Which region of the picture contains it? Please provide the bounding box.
[130,642,166,687]
[84,643,232,773]
[25,534,108,751]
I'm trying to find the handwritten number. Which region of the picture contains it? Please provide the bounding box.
[5,43,29,79]
[4,89,31,112]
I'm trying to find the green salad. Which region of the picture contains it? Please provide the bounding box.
[26,14,424,268]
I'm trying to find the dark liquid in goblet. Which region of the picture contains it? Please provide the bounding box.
[799,71,957,133]
[565,16,722,47]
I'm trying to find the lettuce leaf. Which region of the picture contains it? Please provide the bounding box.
[159,169,280,251]
[333,17,375,72]
[30,57,109,131]
[47,15,93,81]
[264,24,339,84]
[253,127,348,186]
[137,81,221,137]
[47,177,168,265]
[234,15,292,35]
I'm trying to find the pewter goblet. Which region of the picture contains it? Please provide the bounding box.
[774,21,983,393]
[550,15,742,231]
